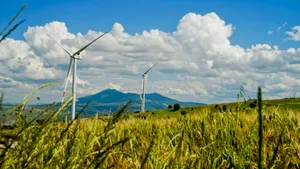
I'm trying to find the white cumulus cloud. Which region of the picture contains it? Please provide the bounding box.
[1,12,300,104]
[286,25,300,41]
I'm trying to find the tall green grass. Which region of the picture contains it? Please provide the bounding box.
[0,86,299,168]
[257,87,263,169]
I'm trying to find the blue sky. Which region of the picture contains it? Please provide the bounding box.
[2,0,300,49]
[1,0,300,104]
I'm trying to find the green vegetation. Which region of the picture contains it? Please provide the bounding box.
[0,86,299,168]
[173,103,181,111]
[134,96,300,119]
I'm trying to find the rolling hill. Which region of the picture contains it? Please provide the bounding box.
[1,89,205,119]
[75,89,206,114]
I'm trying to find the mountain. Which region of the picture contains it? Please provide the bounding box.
[74,89,205,114]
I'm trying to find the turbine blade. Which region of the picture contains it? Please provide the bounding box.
[140,78,144,100]
[61,58,73,102]
[65,58,73,79]
[46,33,73,57]
[72,30,110,57]
[143,76,146,93]
[143,62,158,75]
[139,93,142,100]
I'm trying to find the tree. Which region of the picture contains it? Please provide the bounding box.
[173,103,181,111]
[168,104,173,109]
[222,105,227,112]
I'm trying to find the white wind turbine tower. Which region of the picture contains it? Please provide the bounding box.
[47,30,110,120]
[134,62,158,113]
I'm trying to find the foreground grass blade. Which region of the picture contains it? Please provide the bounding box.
[0,19,26,43]
[258,87,263,169]
[140,124,157,169]
[0,4,27,43]
[0,4,27,36]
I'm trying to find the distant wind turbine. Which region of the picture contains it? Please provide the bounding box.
[47,30,110,120]
[133,62,158,113]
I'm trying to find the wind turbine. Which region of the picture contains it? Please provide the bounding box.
[133,62,158,113]
[47,30,110,120]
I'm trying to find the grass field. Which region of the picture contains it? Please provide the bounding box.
[0,91,300,168]
[141,97,300,119]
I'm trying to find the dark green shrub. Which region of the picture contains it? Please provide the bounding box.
[173,103,181,111]
[222,105,227,112]
[249,102,256,108]
[214,105,219,111]
[181,110,187,116]
[168,105,173,109]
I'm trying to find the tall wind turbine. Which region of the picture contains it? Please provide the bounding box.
[47,30,110,120]
[136,62,158,113]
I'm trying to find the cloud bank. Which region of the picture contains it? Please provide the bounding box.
[1,12,300,104]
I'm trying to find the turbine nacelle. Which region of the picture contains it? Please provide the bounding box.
[73,54,82,60]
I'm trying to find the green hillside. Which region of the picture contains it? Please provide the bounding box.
[134,97,300,119]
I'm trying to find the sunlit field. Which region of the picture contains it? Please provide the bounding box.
[0,89,299,168]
